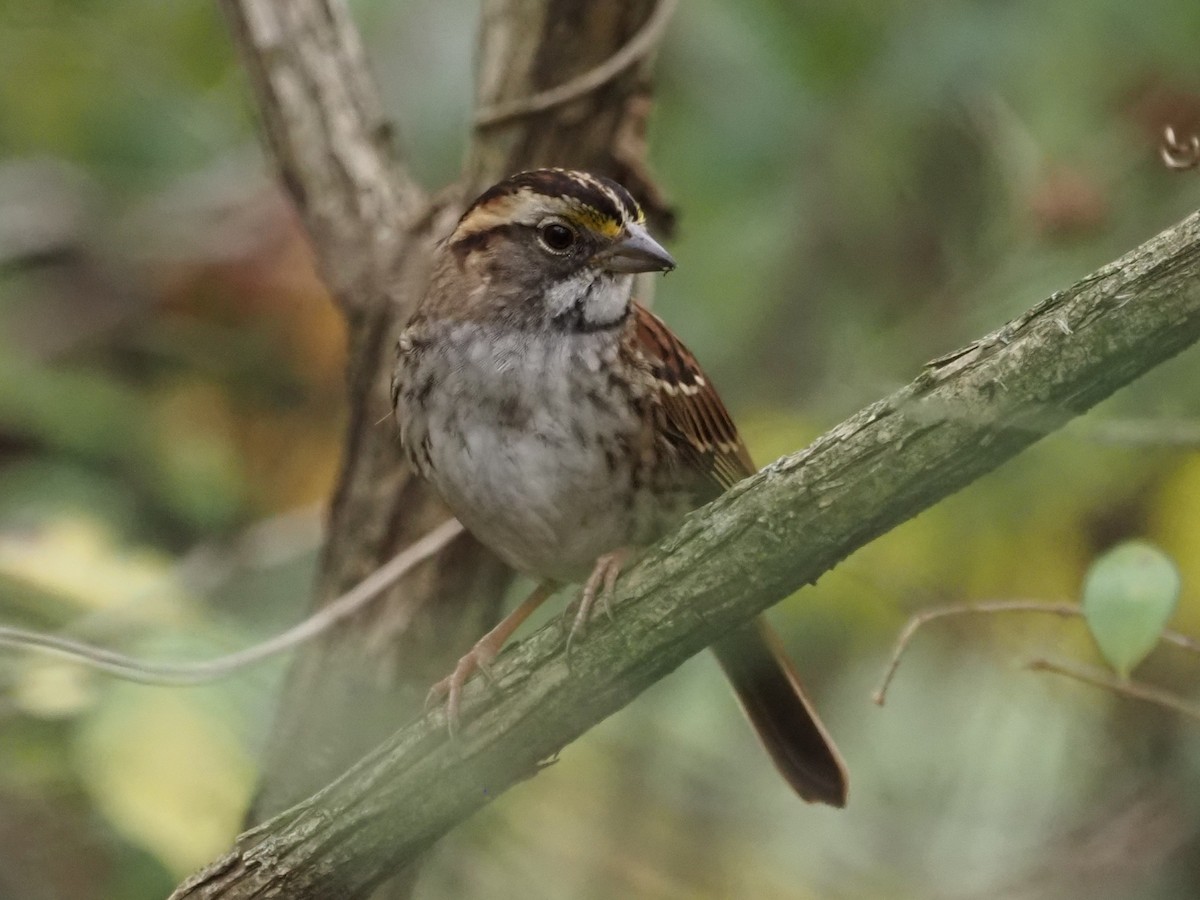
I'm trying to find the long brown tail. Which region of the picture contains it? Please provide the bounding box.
[712,618,848,807]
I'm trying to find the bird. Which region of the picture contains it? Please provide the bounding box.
[392,168,847,806]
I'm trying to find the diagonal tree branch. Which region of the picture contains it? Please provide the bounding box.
[173,206,1200,898]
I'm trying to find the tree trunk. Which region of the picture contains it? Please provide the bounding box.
[212,1,673,896]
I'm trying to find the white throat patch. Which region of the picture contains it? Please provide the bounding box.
[544,270,633,329]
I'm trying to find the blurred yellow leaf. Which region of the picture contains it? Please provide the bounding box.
[74,687,254,876]
[1149,456,1200,635]
[0,516,184,617]
[11,659,97,718]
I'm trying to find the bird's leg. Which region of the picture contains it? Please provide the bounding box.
[566,548,631,653]
[427,580,558,736]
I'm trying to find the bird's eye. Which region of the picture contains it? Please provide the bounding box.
[538,222,576,253]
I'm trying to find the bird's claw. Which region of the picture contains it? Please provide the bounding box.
[425,640,500,737]
[564,549,628,662]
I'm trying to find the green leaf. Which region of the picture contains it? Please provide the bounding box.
[1081,541,1180,678]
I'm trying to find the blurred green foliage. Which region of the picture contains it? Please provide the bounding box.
[1,0,1199,897]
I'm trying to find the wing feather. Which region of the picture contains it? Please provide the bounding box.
[631,304,755,496]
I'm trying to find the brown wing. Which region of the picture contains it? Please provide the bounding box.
[632,303,755,496]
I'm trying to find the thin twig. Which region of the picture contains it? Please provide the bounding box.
[1027,657,1200,723]
[1162,630,1200,654]
[1161,125,1200,171]
[0,519,463,686]
[873,599,1200,706]
[474,0,679,128]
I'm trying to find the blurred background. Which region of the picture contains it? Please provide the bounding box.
[1,0,1199,897]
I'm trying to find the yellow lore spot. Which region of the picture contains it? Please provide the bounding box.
[571,206,623,237]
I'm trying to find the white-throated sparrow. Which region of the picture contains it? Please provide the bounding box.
[392,169,847,806]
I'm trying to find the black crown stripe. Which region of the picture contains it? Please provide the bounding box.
[462,168,642,228]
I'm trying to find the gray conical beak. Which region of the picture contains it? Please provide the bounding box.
[596,223,676,274]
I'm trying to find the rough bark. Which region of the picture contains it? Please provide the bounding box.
[213,0,668,897]
[173,200,1200,898]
